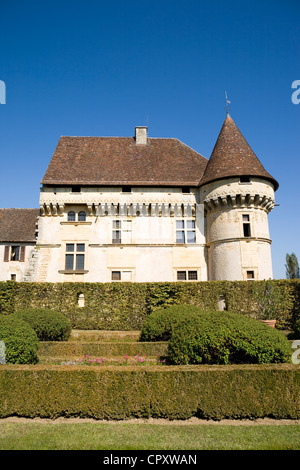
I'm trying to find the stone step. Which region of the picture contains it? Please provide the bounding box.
[38,341,168,358]
[70,330,141,342]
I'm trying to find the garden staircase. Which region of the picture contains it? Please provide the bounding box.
[38,330,168,365]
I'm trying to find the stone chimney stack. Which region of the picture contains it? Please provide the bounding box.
[135,126,148,145]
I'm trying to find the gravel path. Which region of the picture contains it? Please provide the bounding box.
[0,417,299,426]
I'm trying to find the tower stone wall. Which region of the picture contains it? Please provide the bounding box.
[201,177,275,280]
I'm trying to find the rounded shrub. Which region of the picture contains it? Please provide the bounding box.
[168,311,292,365]
[140,304,205,342]
[14,308,72,341]
[0,315,39,364]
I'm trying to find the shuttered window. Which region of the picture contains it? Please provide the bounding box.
[3,245,25,262]
[4,246,9,262]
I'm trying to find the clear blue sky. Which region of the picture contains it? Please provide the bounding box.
[0,0,299,279]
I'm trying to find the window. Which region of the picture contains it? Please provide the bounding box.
[112,220,122,243]
[122,186,131,193]
[67,211,87,222]
[177,271,186,280]
[111,271,121,281]
[10,274,16,281]
[176,220,196,243]
[240,176,251,183]
[181,187,190,193]
[111,270,132,281]
[78,211,86,221]
[3,245,25,262]
[247,270,255,280]
[243,214,251,237]
[68,211,75,222]
[188,270,198,280]
[112,220,132,244]
[71,186,81,192]
[65,243,85,271]
[11,246,20,261]
[177,270,198,281]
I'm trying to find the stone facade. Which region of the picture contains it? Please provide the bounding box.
[0,115,278,283]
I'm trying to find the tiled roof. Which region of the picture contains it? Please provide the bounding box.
[41,136,208,187]
[199,115,279,190]
[0,209,39,242]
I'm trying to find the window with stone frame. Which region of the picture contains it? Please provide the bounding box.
[111,270,132,281]
[243,214,251,237]
[112,220,132,244]
[65,243,85,271]
[176,220,196,244]
[176,270,198,281]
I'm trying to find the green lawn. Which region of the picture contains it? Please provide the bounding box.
[0,420,299,450]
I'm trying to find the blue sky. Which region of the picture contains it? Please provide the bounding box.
[0,0,299,279]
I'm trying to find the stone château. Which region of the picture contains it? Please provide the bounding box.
[0,114,278,283]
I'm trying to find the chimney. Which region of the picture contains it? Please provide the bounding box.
[135,126,148,145]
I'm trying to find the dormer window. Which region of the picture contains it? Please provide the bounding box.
[78,211,86,221]
[68,211,76,221]
[67,211,86,222]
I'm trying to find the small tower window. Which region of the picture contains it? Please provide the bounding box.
[243,215,251,237]
[240,176,251,183]
[71,186,81,193]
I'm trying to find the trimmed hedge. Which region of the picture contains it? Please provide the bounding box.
[0,315,39,364]
[140,304,205,342]
[38,341,168,358]
[0,364,299,420]
[14,308,72,341]
[168,311,292,365]
[0,280,298,331]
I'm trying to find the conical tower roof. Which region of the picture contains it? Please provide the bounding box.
[199,114,279,190]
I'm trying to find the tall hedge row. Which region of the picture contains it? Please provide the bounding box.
[0,280,299,331]
[0,364,298,420]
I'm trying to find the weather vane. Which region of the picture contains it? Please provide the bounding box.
[225,91,231,115]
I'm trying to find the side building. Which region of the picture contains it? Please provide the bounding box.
[0,209,39,282]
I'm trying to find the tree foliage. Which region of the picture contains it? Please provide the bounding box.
[285,253,300,279]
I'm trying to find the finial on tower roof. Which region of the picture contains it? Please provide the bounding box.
[225,91,231,116]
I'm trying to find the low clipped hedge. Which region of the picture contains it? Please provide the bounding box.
[0,364,299,420]
[0,315,39,364]
[140,304,204,342]
[168,311,292,365]
[14,308,72,341]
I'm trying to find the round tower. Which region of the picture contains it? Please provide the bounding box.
[200,114,278,281]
